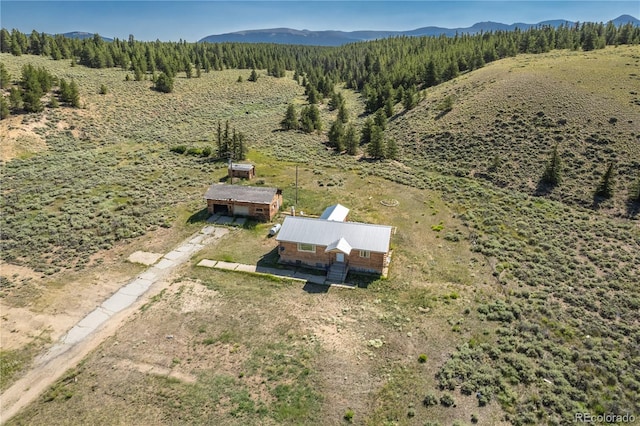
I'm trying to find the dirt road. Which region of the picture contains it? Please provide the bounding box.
[0,226,228,424]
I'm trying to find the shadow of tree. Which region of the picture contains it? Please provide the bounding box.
[591,194,609,209]
[625,199,639,218]
[534,179,556,196]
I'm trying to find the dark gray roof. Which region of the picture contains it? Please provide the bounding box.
[276,216,392,253]
[204,184,277,204]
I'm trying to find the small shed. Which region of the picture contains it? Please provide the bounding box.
[319,204,349,222]
[228,163,256,180]
[204,184,282,221]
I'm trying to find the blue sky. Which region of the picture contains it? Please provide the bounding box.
[1,1,638,42]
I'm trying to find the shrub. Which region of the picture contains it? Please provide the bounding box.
[343,409,354,422]
[170,145,186,154]
[440,394,455,407]
[423,393,438,407]
[99,84,107,95]
[418,354,428,363]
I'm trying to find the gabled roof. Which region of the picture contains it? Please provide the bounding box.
[325,237,352,254]
[204,184,277,204]
[276,216,392,253]
[229,163,255,171]
[319,204,349,221]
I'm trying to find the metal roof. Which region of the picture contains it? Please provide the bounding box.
[325,237,352,254]
[204,184,277,204]
[229,163,255,171]
[319,204,350,221]
[277,216,392,253]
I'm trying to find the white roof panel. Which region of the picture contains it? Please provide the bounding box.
[319,204,350,221]
[325,237,352,254]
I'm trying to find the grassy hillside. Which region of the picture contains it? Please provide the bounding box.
[388,46,640,216]
[2,47,639,425]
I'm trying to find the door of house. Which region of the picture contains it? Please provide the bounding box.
[336,253,345,263]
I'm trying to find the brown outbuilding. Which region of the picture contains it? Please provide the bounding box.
[228,163,256,180]
[204,184,282,222]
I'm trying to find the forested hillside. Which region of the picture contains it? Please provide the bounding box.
[2,21,639,111]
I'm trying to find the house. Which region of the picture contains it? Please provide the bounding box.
[228,163,255,180]
[275,215,392,278]
[204,184,282,221]
[319,204,349,221]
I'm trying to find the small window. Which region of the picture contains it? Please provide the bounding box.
[297,243,315,252]
[256,208,264,212]
[359,250,370,258]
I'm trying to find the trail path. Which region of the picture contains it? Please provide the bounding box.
[0,225,228,424]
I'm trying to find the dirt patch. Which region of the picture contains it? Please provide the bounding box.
[0,262,41,283]
[0,115,48,162]
[116,359,197,383]
[128,251,163,266]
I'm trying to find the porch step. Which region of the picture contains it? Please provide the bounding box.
[326,262,348,284]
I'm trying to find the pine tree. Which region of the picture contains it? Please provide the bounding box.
[9,86,23,111]
[403,86,418,110]
[300,105,321,133]
[541,145,561,186]
[360,117,374,145]
[367,125,385,159]
[21,67,44,113]
[386,138,399,160]
[0,63,10,89]
[337,103,349,123]
[69,80,80,107]
[595,163,615,198]
[328,119,345,151]
[384,97,394,117]
[328,91,343,111]
[248,69,258,82]
[281,104,298,130]
[49,95,59,108]
[345,125,358,155]
[374,109,387,130]
[307,86,319,104]
[0,96,10,119]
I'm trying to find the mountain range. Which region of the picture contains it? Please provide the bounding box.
[198,14,639,46]
[59,15,639,46]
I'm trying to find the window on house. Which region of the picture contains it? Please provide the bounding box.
[359,250,370,258]
[297,243,315,252]
[256,208,264,212]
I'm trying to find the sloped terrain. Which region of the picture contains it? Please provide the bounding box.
[389,46,640,216]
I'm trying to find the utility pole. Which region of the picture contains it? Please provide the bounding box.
[295,164,298,206]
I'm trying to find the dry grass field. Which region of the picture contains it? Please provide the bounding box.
[1,46,639,425]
